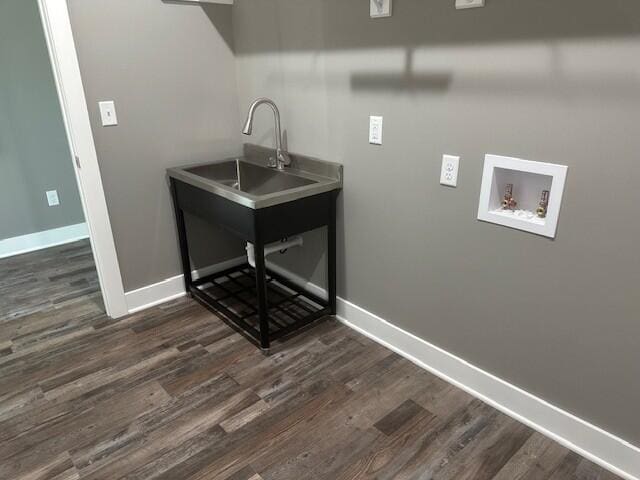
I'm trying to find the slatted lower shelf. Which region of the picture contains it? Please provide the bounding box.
[190,263,330,348]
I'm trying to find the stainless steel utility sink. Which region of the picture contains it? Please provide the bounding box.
[167,144,342,209]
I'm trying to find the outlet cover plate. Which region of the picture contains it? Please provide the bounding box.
[46,190,60,206]
[440,155,460,187]
[371,0,392,18]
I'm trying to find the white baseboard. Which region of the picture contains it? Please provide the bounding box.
[124,256,246,314]
[337,299,640,480]
[123,260,640,479]
[0,223,89,260]
[125,274,186,314]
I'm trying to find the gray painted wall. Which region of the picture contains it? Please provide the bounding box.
[0,0,84,241]
[232,0,640,445]
[67,0,244,291]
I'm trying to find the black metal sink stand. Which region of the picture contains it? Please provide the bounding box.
[169,178,338,352]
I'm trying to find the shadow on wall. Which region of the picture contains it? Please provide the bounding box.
[162,1,234,52]
[201,4,234,52]
[227,0,640,95]
[348,45,640,98]
[232,0,640,54]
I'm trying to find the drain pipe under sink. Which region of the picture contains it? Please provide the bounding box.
[246,236,304,268]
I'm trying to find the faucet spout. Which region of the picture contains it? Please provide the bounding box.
[242,98,291,169]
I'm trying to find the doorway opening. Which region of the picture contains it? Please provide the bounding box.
[1,0,128,324]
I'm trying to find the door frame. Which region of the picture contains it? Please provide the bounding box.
[37,0,128,318]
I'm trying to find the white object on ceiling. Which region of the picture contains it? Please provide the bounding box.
[456,0,484,9]
[370,0,392,18]
[171,0,233,4]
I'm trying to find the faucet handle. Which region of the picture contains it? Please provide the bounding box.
[267,156,278,168]
[278,151,292,169]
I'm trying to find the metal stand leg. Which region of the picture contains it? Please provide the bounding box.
[253,238,270,350]
[328,193,337,315]
[170,179,193,294]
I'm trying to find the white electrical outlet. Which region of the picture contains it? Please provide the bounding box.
[369,116,383,145]
[440,155,460,187]
[455,0,484,9]
[98,100,118,126]
[370,0,392,18]
[46,190,60,206]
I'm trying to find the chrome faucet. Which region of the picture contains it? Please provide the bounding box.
[242,98,291,170]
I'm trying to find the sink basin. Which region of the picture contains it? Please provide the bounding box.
[185,160,316,196]
[167,144,342,209]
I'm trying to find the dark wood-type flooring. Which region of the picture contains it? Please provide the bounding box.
[0,240,621,479]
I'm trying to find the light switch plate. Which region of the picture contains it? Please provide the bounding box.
[440,155,460,187]
[46,190,60,206]
[99,100,118,126]
[370,0,392,18]
[455,0,484,9]
[369,116,383,145]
